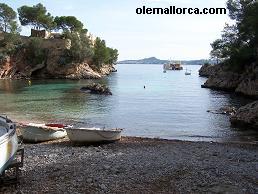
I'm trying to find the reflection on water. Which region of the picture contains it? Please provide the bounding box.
[0,64,257,143]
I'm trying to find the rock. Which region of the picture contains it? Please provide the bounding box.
[199,64,221,77]
[220,106,237,115]
[81,83,112,95]
[200,62,258,99]
[103,165,111,170]
[99,184,107,190]
[99,64,115,76]
[0,35,115,80]
[207,106,237,116]
[234,63,258,98]
[86,178,93,183]
[236,78,258,98]
[111,67,117,72]
[202,71,241,91]
[62,63,101,79]
[230,101,258,129]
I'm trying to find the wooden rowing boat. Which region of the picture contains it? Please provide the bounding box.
[65,127,122,144]
[20,123,68,143]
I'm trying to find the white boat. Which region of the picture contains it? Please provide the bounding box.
[20,123,68,143]
[0,116,18,175]
[164,61,183,70]
[65,127,123,143]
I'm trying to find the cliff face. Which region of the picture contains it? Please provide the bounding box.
[0,36,115,80]
[199,63,258,129]
[199,63,258,99]
[230,101,258,129]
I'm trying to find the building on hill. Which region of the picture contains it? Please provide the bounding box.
[31,29,51,39]
[31,29,65,39]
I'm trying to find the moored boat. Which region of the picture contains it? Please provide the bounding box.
[65,127,123,144]
[185,68,191,75]
[0,116,18,175]
[163,61,183,70]
[20,123,68,143]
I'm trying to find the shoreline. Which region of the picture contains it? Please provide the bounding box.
[1,136,257,193]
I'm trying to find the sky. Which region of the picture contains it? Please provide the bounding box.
[6,0,233,60]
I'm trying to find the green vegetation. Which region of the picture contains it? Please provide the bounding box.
[0,3,17,32]
[0,3,21,58]
[107,47,119,65]
[0,2,118,71]
[93,38,109,67]
[60,31,93,64]
[210,0,258,71]
[54,16,84,32]
[93,37,118,68]
[25,37,48,66]
[18,3,55,30]
[0,33,21,56]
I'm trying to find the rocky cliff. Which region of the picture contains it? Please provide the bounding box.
[230,101,258,129]
[199,63,258,99]
[199,63,258,129]
[0,36,115,80]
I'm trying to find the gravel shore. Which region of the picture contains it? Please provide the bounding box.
[1,136,257,194]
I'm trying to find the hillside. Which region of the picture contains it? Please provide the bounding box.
[118,57,214,65]
[0,33,115,79]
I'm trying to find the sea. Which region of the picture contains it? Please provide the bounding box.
[0,64,257,143]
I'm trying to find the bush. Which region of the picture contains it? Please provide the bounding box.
[0,33,22,55]
[25,37,48,66]
[60,31,93,65]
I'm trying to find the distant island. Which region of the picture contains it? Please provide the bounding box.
[118,57,215,65]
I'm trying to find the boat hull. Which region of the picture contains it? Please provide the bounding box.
[66,128,122,143]
[20,125,67,143]
[0,119,18,174]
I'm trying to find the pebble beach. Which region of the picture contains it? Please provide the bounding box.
[1,136,257,194]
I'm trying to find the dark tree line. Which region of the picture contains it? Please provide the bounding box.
[210,0,258,70]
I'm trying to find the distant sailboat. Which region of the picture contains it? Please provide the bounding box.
[185,68,191,75]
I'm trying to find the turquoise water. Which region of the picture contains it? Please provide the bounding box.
[0,64,257,142]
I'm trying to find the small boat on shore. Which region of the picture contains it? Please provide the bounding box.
[65,127,123,144]
[0,116,18,174]
[20,123,68,143]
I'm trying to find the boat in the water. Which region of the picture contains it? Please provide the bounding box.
[185,68,191,75]
[65,127,123,144]
[163,61,183,70]
[0,116,18,175]
[20,123,68,143]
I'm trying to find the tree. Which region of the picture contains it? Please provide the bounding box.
[54,16,83,32]
[60,31,93,64]
[210,0,258,69]
[93,37,109,67]
[0,3,17,32]
[18,3,54,30]
[210,39,224,64]
[106,47,119,64]
[25,37,47,66]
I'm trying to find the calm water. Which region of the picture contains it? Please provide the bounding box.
[0,64,257,143]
